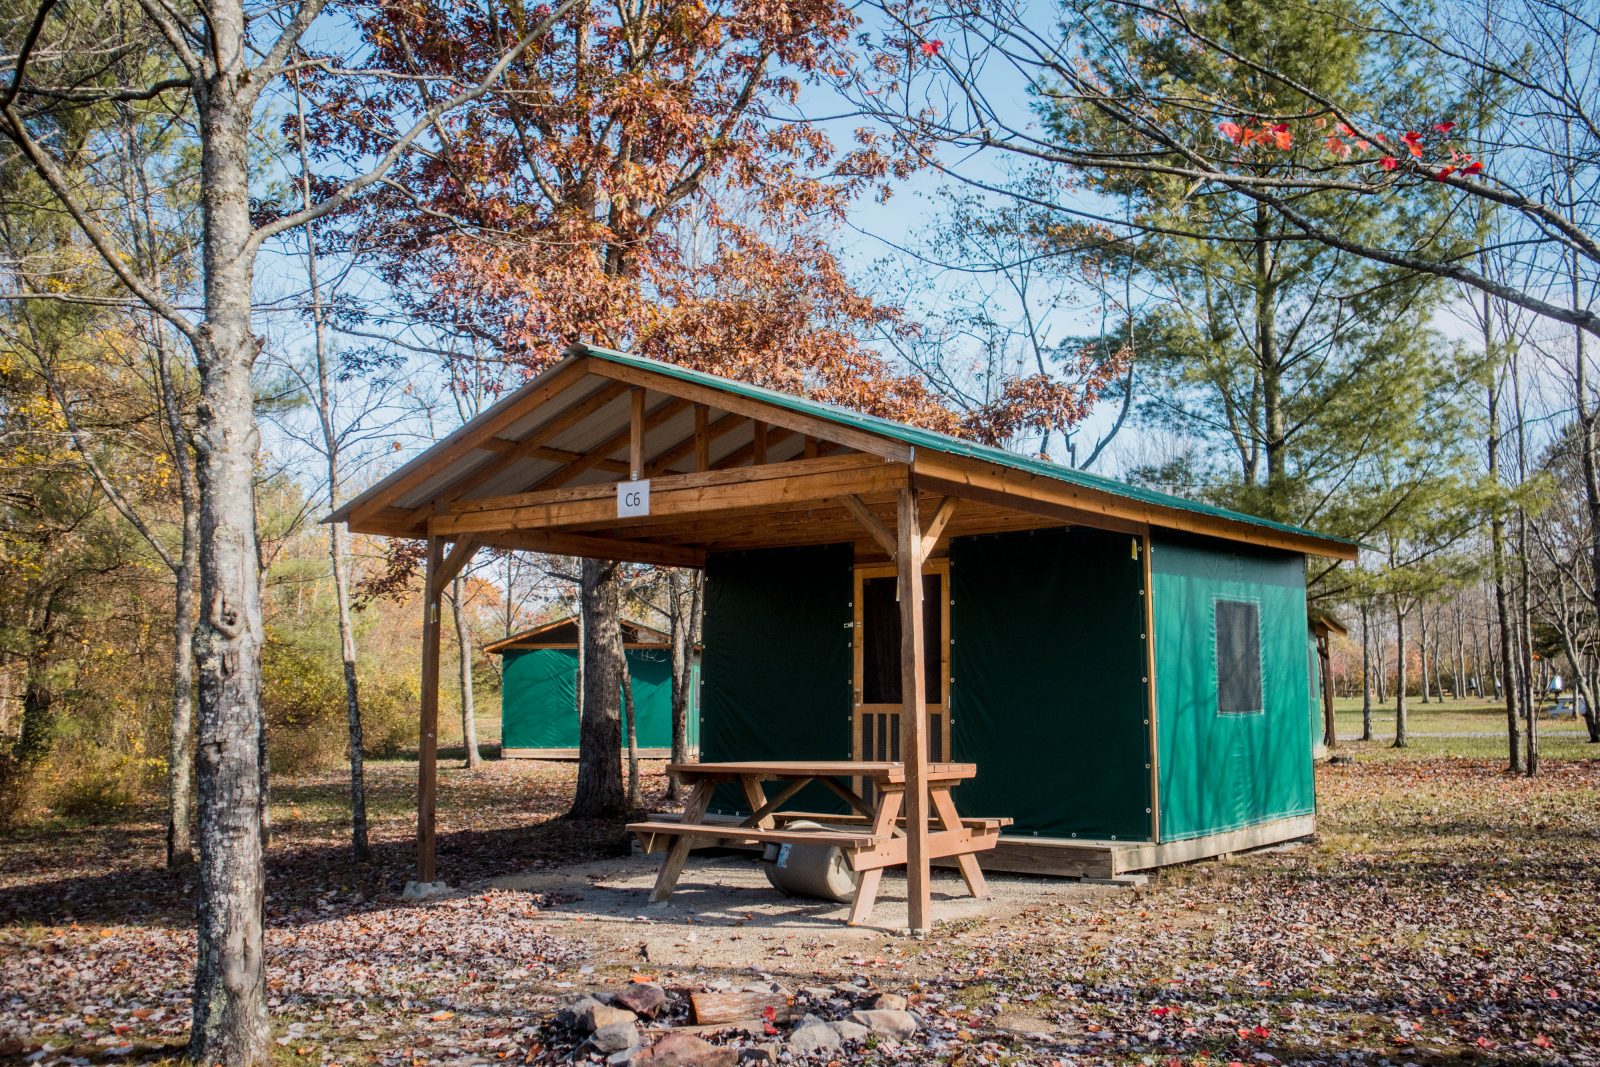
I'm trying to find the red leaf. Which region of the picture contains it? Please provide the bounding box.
[1150,1006,1171,1016]
[1218,121,1244,144]
[1408,142,1424,157]
[1432,121,1456,133]
[1534,1035,1553,1049]
[919,40,943,56]
[1462,161,1484,174]
[1434,165,1455,180]
[1252,1025,1271,1039]
[1324,135,1350,158]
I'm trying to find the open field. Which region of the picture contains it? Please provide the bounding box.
[3,741,1598,1066]
[1332,697,1598,761]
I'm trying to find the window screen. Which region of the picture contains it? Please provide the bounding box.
[1215,599,1263,714]
[861,573,943,704]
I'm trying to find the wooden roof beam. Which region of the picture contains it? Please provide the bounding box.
[477,528,705,568]
[430,454,909,537]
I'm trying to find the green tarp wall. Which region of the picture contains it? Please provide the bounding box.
[700,544,853,816]
[950,528,1153,840]
[1150,533,1315,841]
[499,646,698,751]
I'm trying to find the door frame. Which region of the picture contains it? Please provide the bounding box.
[851,558,952,763]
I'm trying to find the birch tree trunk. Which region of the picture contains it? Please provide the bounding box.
[1418,604,1431,704]
[451,577,481,769]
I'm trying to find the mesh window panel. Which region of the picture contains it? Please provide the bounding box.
[1215,599,1263,714]
[860,574,943,703]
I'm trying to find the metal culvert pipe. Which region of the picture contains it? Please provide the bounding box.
[761,820,860,903]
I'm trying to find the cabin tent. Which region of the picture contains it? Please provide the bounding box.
[488,616,700,759]
[329,343,1357,883]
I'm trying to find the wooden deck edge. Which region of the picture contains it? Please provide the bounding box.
[940,813,1315,878]
[642,811,1316,879]
[504,747,673,760]
[1114,813,1317,873]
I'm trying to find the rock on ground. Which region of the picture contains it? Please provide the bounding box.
[847,1008,918,1040]
[613,981,668,1018]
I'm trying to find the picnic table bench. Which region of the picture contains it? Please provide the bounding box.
[626,760,1010,926]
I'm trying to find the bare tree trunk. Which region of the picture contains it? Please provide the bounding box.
[451,576,481,769]
[292,69,368,857]
[1418,603,1431,704]
[666,569,702,801]
[1375,623,1388,706]
[188,17,270,1057]
[1454,600,1467,701]
[622,659,639,808]
[1512,345,1538,777]
[1393,602,1409,748]
[570,558,625,819]
[1487,304,1521,770]
[1360,601,1374,740]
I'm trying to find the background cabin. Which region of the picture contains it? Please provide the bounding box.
[489,617,700,759]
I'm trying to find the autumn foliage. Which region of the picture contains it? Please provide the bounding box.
[301,0,967,429]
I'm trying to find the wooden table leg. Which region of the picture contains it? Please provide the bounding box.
[931,787,989,900]
[738,775,772,829]
[847,788,903,926]
[650,778,714,903]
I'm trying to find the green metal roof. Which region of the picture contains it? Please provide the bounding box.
[574,342,1358,555]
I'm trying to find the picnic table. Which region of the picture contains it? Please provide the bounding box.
[627,760,1010,926]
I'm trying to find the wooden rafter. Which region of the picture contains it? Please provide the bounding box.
[712,426,796,471]
[646,409,740,477]
[532,397,691,491]
[346,359,589,522]
[401,380,631,525]
[587,359,912,463]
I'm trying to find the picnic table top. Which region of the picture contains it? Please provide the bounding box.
[665,760,977,783]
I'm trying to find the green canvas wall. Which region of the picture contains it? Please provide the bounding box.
[700,544,854,816]
[1151,534,1316,841]
[499,646,697,751]
[950,527,1153,840]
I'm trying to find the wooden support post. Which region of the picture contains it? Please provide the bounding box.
[694,405,710,472]
[752,420,768,465]
[417,535,446,883]
[896,487,931,934]
[629,388,646,480]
